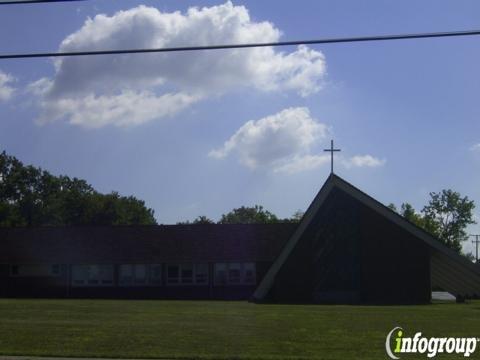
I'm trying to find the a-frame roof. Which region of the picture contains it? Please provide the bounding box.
[252,174,480,300]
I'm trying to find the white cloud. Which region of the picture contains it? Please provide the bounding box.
[470,144,480,152]
[30,2,327,128]
[342,154,386,168]
[0,70,15,101]
[210,107,387,174]
[209,107,329,172]
[35,90,201,128]
[273,154,330,174]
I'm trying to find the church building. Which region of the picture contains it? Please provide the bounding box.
[1,174,479,304]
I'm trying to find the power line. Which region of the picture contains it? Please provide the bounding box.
[0,0,85,4]
[0,29,479,60]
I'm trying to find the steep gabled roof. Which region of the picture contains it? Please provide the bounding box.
[252,174,480,300]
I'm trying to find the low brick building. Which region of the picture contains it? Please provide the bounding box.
[1,175,479,303]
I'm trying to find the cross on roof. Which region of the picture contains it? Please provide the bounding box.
[323,139,341,174]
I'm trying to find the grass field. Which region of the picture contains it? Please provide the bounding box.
[0,299,479,360]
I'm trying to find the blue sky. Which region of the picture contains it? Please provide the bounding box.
[0,1,479,254]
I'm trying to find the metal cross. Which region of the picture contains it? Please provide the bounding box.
[323,139,341,174]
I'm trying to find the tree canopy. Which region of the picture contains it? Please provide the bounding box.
[390,189,475,255]
[179,207,304,225]
[219,205,279,224]
[177,215,215,225]
[0,151,156,226]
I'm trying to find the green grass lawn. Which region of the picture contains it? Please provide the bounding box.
[0,299,479,360]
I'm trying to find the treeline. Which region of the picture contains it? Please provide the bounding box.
[178,206,304,225]
[0,151,156,226]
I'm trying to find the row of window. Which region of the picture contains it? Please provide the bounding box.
[10,264,60,277]
[9,263,257,287]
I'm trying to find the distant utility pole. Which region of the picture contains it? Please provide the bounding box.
[470,234,480,263]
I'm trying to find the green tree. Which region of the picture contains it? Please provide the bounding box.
[390,190,475,254]
[422,190,475,253]
[282,209,305,223]
[192,215,215,224]
[387,203,397,212]
[177,215,215,225]
[0,151,156,226]
[219,205,279,224]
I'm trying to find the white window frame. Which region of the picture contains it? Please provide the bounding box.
[167,264,180,285]
[214,263,256,286]
[195,263,209,285]
[227,263,242,284]
[166,263,209,286]
[180,263,193,284]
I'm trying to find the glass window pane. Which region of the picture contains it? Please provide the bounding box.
[119,264,133,285]
[100,265,113,284]
[228,263,241,284]
[214,263,227,286]
[195,263,208,284]
[134,264,147,284]
[181,263,193,284]
[51,264,60,276]
[72,265,88,285]
[167,264,179,284]
[243,262,256,284]
[150,264,162,284]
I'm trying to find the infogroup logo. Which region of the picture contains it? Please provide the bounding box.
[385,327,479,359]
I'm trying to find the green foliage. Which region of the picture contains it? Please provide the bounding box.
[391,190,475,254]
[0,151,156,226]
[387,203,397,212]
[281,209,305,223]
[219,205,279,224]
[181,209,304,225]
[177,215,215,225]
[422,190,475,253]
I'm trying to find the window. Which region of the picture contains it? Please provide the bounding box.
[167,264,180,284]
[181,263,193,284]
[134,264,147,285]
[50,264,60,276]
[214,263,256,286]
[214,263,227,285]
[243,263,256,284]
[72,265,89,285]
[228,263,241,284]
[71,265,114,286]
[195,263,208,284]
[150,264,162,284]
[167,263,208,285]
[119,264,151,286]
[9,264,59,277]
[119,264,134,285]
